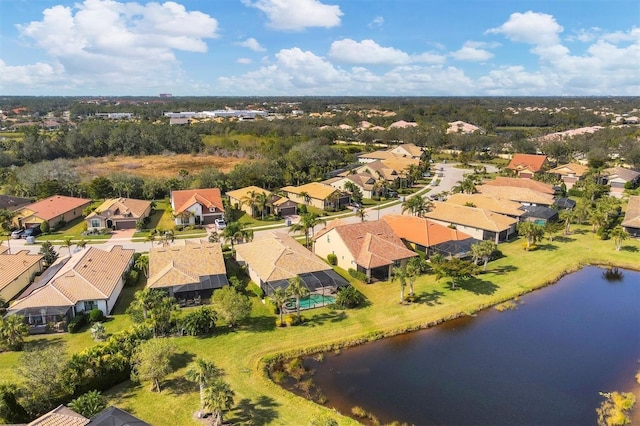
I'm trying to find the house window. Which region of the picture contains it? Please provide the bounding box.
[90,219,101,228]
[209,207,216,212]
[84,301,98,312]
[394,260,401,267]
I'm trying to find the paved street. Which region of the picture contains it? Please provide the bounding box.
[3,162,492,256]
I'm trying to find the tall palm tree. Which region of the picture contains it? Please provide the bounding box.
[517,222,545,249]
[62,238,74,257]
[75,239,88,251]
[271,287,287,326]
[203,380,235,426]
[558,209,575,235]
[254,191,270,220]
[134,254,150,278]
[391,266,407,303]
[145,232,156,248]
[356,208,368,222]
[185,359,223,415]
[0,315,29,351]
[406,257,427,297]
[610,226,629,251]
[288,213,321,248]
[470,240,497,271]
[286,276,309,319]
[401,195,433,217]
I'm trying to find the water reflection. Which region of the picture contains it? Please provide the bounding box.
[602,267,624,282]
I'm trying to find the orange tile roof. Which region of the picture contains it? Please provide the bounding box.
[315,220,417,268]
[382,215,473,247]
[424,202,517,232]
[506,154,548,173]
[21,195,91,221]
[483,177,555,194]
[171,188,224,214]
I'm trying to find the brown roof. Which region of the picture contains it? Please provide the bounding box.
[315,219,417,268]
[0,250,43,295]
[391,143,424,158]
[235,232,332,282]
[86,198,151,221]
[226,186,271,202]
[381,215,473,248]
[358,151,400,160]
[171,188,224,214]
[148,242,227,289]
[603,167,640,182]
[281,182,338,201]
[506,154,548,173]
[548,163,589,178]
[29,405,89,426]
[483,177,555,194]
[7,246,134,312]
[0,194,33,211]
[622,196,640,229]
[20,195,91,221]
[424,202,517,232]
[476,185,555,206]
[446,193,525,217]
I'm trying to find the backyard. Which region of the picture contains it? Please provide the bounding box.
[1,226,639,425]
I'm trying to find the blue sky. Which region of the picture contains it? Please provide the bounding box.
[0,0,638,96]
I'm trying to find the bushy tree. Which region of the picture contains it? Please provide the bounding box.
[0,315,29,351]
[335,285,365,308]
[181,306,217,336]
[202,380,235,426]
[68,390,106,418]
[213,287,252,327]
[38,241,58,266]
[130,339,177,392]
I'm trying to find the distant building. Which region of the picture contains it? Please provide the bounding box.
[506,154,548,178]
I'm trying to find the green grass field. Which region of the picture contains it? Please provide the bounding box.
[1,226,639,425]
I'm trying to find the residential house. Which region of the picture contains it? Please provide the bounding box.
[521,206,559,225]
[86,197,152,231]
[548,163,589,189]
[621,195,640,237]
[235,232,348,297]
[599,167,640,194]
[506,154,549,178]
[170,188,224,226]
[323,172,376,199]
[13,195,92,229]
[358,150,402,163]
[446,193,525,220]
[226,186,297,218]
[381,215,479,258]
[0,194,32,212]
[482,176,556,194]
[387,143,425,160]
[280,182,350,211]
[0,249,43,302]
[476,185,555,206]
[28,405,149,426]
[147,241,228,301]
[424,202,518,243]
[88,406,150,426]
[7,246,134,328]
[314,219,417,281]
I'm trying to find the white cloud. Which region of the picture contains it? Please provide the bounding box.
[9,0,218,92]
[328,39,445,65]
[450,41,495,61]
[600,27,640,43]
[235,37,266,52]
[487,11,563,45]
[237,58,253,64]
[368,16,384,29]
[567,27,602,43]
[242,0,342,31]
[0,59,62,87]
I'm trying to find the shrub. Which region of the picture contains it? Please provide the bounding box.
[90,322,106,341]
[125,269,139,287]
[88,308,105,323]
[229,276,246,292]
[351,406,367,418]
[40,221,50,234]
[348,268,369,283]
[327,253,338,266]
[68,312,88,333]
[181,306,217,336]
[284,314,303,326]
[335,285,365,308]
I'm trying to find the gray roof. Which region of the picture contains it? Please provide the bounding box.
[89,407,150,426]
[0,195,33,211]
[521,205,559,221]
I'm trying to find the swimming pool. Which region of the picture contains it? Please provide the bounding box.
[284,294,335,311]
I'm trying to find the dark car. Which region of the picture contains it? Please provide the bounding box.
[22,226,42,239]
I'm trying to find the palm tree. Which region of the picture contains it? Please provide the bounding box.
[208,232,220,243]
[221,222,252,248]
[288,213,321,248]
[254,191,270,220]
[76,239,88,251]
[453,176,477,194]
[62,238,74,257]
[470,240,497,271]
[356,208,368,222]
[401,195,433,217]
[391,266,407,303]
[145,232,156,248]
[202,380,235,426]
[299,191,310,205]
[405,256,427,297]
[558,209,575,235]
[270,287,287,326]
[0,315,29,351]
[610,226,629,251]
[185,359,223,415]
[517,222,545,249]
[286,276,309,319]
[0,209,15,234]
[134,254,150,278]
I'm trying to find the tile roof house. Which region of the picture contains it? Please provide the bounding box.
[323,172,377,199]
[621,195,640,237]
[381,215,479,258]
[0,249,43,302]
[548,163,589,189]
[147,241,228,300]
[226,186,297,218]
[280,182,350,211]
[0,194,33,212]
[235,232,348,297]
[424,202,518,243]
[85,198,152,231]
[28,405,90,426]
[482,176,556,194]
[88,406,150,426]
[506,154,548,178]
[7,246,134,328]
[314,219,417,281]
[446,193,525,219]
[170,188,224,226]
[600,167,640,194]
[476,184,555,206]
[520,205,559,225]
[13,195,92,230]
[357,144,425,164]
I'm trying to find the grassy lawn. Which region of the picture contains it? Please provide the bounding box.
[1,226,639,424]
[238,213,285,227]
[37,216,113,242]
[132,201,205,239]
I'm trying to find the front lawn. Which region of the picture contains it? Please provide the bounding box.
[1,226,638,424]
[37,216,113,242]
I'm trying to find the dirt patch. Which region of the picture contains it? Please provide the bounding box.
[75,154,246,179]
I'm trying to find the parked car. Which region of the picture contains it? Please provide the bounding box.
[214,218,226,230]
[22,226,42,239]
[11,229,24,239]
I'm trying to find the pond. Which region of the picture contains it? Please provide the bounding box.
[306,266,640,425]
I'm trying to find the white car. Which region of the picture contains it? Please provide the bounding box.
[214,218,226,230]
